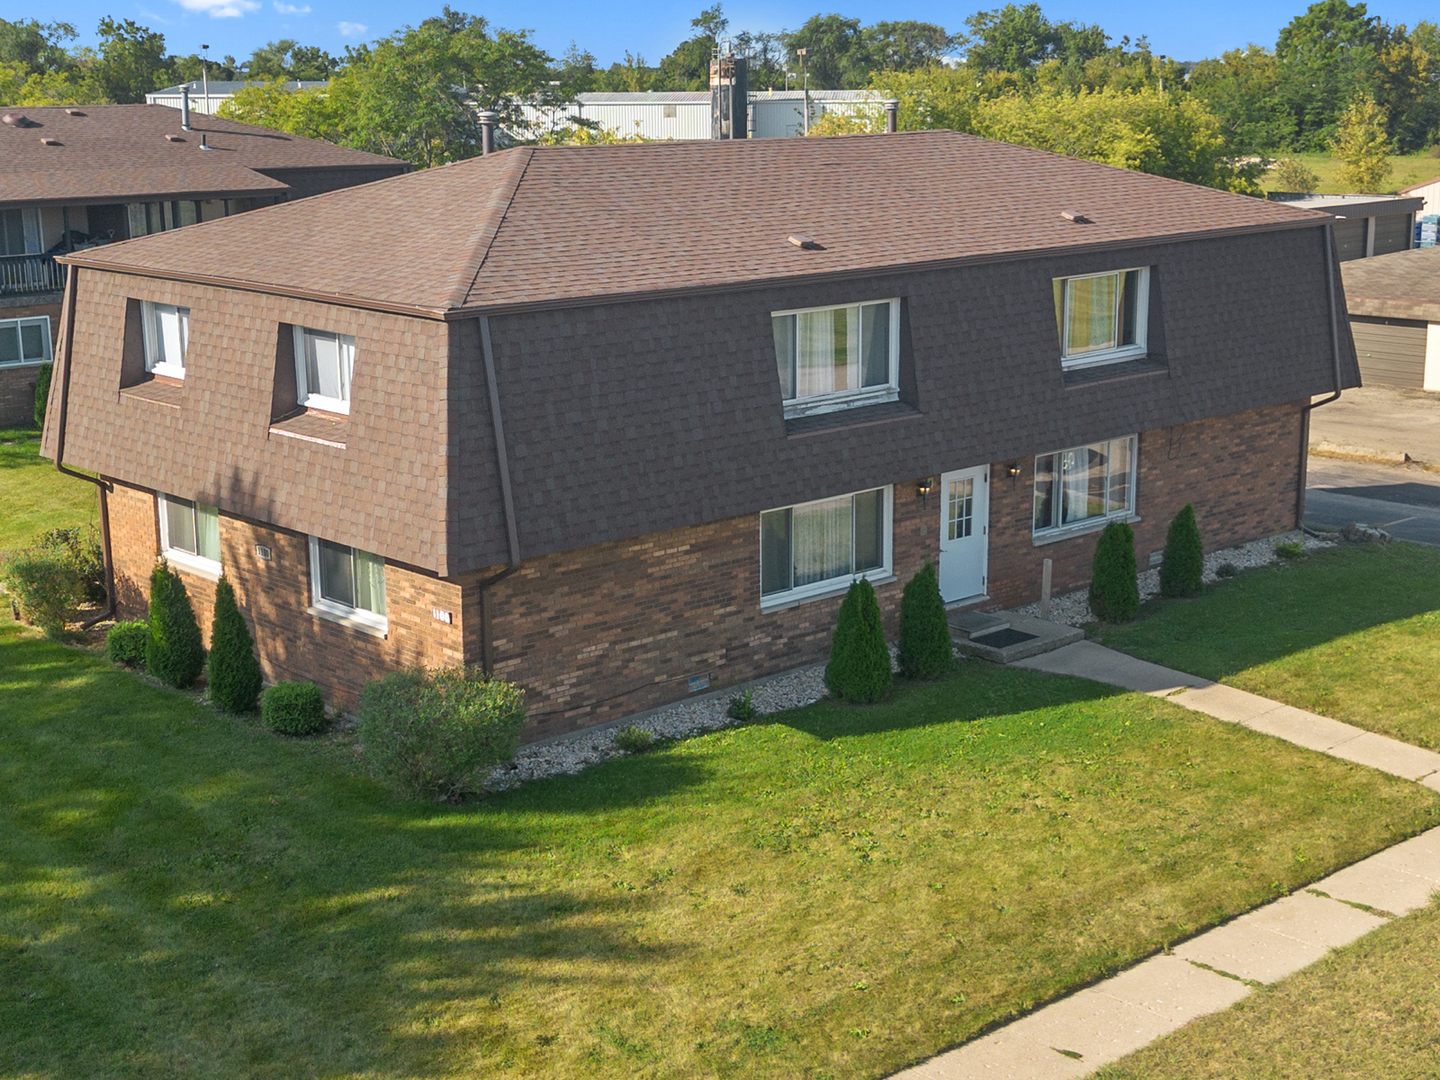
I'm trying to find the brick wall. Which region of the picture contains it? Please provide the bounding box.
[0,300,60,428]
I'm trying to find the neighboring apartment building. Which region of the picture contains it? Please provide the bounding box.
[1341,245,1440,389]
[0,104,406,426]
[43,132,1356,741]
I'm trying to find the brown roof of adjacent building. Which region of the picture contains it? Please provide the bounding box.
[0,104,403,206]
[1342,245,1440,322]
[65,129,1329,318]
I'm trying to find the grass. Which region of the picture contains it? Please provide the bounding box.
[1096,898,1440,1079]
[1,618,1436,1079]
[1260,150,1440,195]
[0,427,97,554]
[1101,543,1440,751]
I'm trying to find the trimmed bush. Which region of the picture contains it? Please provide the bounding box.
[898,561,952,680]
[1089,521,1140,623]
[0,548,78,639]
[208,577,262,713]
[359,666,526,799]
[262,681,327,736]
[106,620,149,667]
[38,526,106,605]
[33,361,52,429]
[614,725,655,753]
[145,561,206,689]
[726,689,757,722]
[825,578,892,703]
[1159,503,1204,599]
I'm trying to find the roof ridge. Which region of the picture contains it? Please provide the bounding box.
[445,147,534,310]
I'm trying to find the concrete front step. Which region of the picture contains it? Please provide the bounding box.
[951,610,1086,664]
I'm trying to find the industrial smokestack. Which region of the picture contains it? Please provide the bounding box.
[181,86,191,131]
[479,110,498,156]
[884,99,898,134]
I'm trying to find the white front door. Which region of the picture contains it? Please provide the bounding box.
[939,466,990,603]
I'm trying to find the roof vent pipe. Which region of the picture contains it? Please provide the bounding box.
[479,110,498,156]
[200,132,209,150]
[884,99,898,133]
[181,85,191,130]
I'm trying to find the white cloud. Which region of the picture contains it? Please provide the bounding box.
[273,1,311,12]
[174,0,261,16]
[337,20,368,37]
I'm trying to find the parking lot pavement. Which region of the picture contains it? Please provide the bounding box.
[1306,457,1440,547]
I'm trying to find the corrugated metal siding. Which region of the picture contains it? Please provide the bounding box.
[1373,212,1413,255]
[1334,218,1367,261]
[1350,316,1427,387]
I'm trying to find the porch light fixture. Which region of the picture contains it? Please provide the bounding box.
[917,477,935,503]
[1007,463,1022,479]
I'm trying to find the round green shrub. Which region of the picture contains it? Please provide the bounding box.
[262,681,327,736]
[359,666,526,799]
[145,561,206,689]
[1089,521,1140,623]
[38,526,106,605]
[825,578,893,703]
[613,725,655,753]
[106,620,149,667]
[0,548,79,639]
[1159,503,1204,599]
[898,560,952,680]
[33,360,52,429]
[208,577,262,713]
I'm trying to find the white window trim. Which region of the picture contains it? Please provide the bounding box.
[293,325,355,416]
[1056,268,1150,370]
[307,536,388,635]
[140,300,189,380]
[0,316,53,366]
[157,495,222,578]
[774,297,901,419]
[758,485,894,612]
[1031,435,1140,540]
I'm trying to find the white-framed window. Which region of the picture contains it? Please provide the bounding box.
[158,494,221,576]
[1052,268,1149,368]
[0,208,42,256]
[293,326,357,415]
[308,536,387,632]
[1033,436,1137,537]
[759,485,893,607]
[0,316,52,366]
[141,301,190,379]
[772,298,900,418]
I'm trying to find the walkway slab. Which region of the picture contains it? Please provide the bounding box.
[1241,706,1366,754]
[1091,953,1251,1023]
[1313,860,1439,917]
[1015,641,1207,695]
[1168,683,1279,725]
[1324,730,1440,782]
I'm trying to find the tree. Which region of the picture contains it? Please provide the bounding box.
[1273,156,1321,191]
[146,562,206,689]
[866,21,956,71]
[825,578,892,703]
[786,14,867,89]
[1159,504,1204,598]
[1188,46,1297,154]
[95,17,170,103]
[962,3,1108,77]
[0,18,78,74]
[653,6,725,91]
[208,576,263,713]
[1089,522,1139,622]
[593,51,655,93]
[1331,92,1392,191]
[245,39,340,81]
[219,81,343,142]
[1276,1,1383,148]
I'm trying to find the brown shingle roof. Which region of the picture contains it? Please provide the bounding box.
[1342,245,1440,322]
[65,129,1329,317]
[0,104,402,206]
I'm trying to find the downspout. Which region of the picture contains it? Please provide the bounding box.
[1297,220,1346,529]
[475,314,521,676]
[50,264,116,625]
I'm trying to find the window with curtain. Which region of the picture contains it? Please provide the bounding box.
[773,298,898,417]
[1052,269,1148,368]
[159,495,221,573]
[141,301,190,379]
[293,326,357,414]
[0,317,52,365]
[309,537,387,630]
[760,487,890,604]
[1033,436,1136,535]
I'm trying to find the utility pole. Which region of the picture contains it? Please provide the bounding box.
[200,44,210,113]
[797,47,809,135]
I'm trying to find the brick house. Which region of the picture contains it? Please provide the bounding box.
[42,132,1357,740]
[1,102,406,426]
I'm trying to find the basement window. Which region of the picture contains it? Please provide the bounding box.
[293,327,356,415]
[759,486,892,608]
[141,301,189,379]
[1053,269,1149,369]
[773,298,899,418]
[159,494,221,576]
[1032,436,1137,538]
[308,536,387,634]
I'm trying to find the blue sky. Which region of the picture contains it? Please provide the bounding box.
[17,0,1440,68]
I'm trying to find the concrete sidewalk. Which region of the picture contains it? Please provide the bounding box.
[890,641,1440,1079]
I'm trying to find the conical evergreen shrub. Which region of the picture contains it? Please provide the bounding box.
[146,561,206,689]
[1089,521,1139,623]
[899,561,952,680]
[825,578,892,703]
[1160,503,1204,599]
[208,576,262,712]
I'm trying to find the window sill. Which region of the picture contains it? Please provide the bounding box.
[308,602,388,638]
[760,571,897,613]
[120,378,184,408]
[0,357,51,368]
[785,400,920,438]
[1060,345,1148,371]
[1062,357,1168,389]
[163,549,221,579]
[1032,513,1141,547]
[783,386,899,421]
[148,363,186,381]
[300,394,351,417]
[269,410,348,449]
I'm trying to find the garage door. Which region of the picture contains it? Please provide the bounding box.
[1350,316,1428,388]
[1333,218,1367,261]
[1373,213,1414,256]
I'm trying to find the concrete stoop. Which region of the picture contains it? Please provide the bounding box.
[949,609,1086,663]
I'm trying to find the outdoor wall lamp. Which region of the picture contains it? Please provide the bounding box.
[1007,463,1022,480]
[917,477,935,503]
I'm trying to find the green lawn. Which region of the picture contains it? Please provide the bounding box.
[0,427,96,553]
[1260,150,1440,195]
[1,619,1436,1079]
[1097,898,1440,1079]
[1101,543,1440,751]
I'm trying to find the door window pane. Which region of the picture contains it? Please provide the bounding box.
[317,539,355,608]
[948,477,973,541]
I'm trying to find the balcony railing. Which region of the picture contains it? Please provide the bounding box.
[0,252,65,296]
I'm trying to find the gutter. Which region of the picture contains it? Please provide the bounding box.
[49,264,117,627]
[475,314,521,677]
[1297,220,1346,529]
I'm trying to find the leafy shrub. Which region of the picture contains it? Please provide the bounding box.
[33,361,52,428]
[614,725,655,753]
[727,689,757,722]
[262,681,327,736]
[38,526,106,605]
[1276,541,1305,560]
[145,561,206,689]
[1271,157,1320,193]
[1089,522,1139,623]
[359,666,526,799]
[1216,562,1239,579]
[825,578,892,703]
[898,561,952,680]
[106,620,149,666]
[0,548,78,639]
[1159,503,1204,599]
[208,577,262,713]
